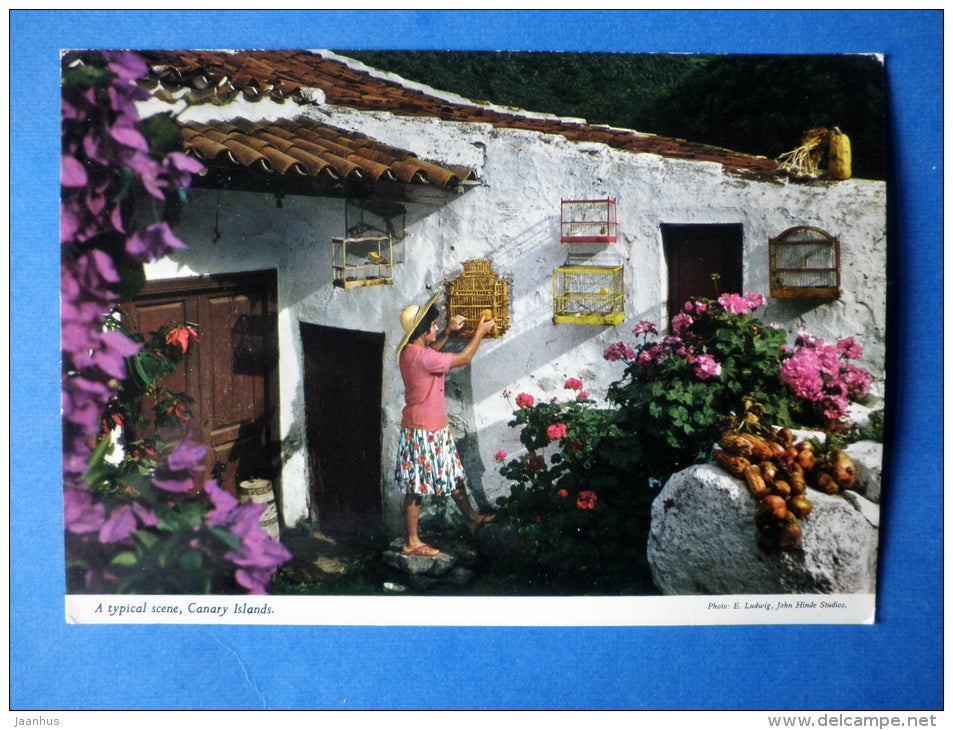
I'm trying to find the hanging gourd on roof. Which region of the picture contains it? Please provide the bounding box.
[777,127,852,180]
[827,127,852,180]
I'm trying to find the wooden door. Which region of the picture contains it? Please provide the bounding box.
[123,270,279,494]
[300,322,384,537]
[662,223,744,324]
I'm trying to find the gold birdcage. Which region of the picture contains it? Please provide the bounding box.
[768,226,841,300]
[560,198,618,243]
[332,235,394,290]
[444,260,510,338]
[553,265,625,325]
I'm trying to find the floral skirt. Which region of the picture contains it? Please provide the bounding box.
[395,427,468,496]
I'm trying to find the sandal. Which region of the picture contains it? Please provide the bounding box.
[467,513,496,532]
[401,543,440,557]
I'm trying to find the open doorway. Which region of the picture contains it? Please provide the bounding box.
[661,223,744,324]
[300,322,385,538]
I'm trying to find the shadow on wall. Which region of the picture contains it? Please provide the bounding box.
[434,213,634,505]
[761,295,831,330]
[278,385,309,516]
[456,213,631,403]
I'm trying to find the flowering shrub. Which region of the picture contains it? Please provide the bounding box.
[62,51,290,595]
[493,384,654,593]
[605,293,844,476]
[493,293,875,592]
[780,331,872,428]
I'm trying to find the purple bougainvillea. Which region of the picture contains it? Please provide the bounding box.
[61,51,290,595]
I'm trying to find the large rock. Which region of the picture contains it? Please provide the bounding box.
[647,462,879,595]
[844,440,883,503]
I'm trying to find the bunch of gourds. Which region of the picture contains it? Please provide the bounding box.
[713,428,857,553]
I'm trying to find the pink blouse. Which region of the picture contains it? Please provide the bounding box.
[399,344,454,431]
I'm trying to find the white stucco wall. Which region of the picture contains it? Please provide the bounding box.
[144,104,887,535]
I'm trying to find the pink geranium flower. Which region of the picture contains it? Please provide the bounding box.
[717,293,749,315]
[744,292,766,310]
[515,393,535,408]
[837,337,864,360]
[603,341,636,362]
[691,353,722,380]
[671,312,693,337]
[780,328,873,426]
[564,377,584,391]
[632,320,658,336]
[546,423,568,441]
[494,449,507,462]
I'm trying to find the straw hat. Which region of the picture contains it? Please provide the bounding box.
[397,291,440,354]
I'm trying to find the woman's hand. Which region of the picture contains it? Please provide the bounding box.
[448,314,495,369]
[447,314,466,333]
[477,315,496,336]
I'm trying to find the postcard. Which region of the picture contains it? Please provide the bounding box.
[60,47,888,628]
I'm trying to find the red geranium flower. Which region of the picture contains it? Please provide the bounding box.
[526,455,546,472]
[576,491,598,510]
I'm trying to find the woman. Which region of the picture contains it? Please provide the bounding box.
[395,292,496,557]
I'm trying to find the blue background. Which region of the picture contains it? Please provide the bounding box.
[10,10,943,710]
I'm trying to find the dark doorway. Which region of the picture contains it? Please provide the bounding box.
[661,223,744,324]
[300,322,385,538]
[123,270,280,494]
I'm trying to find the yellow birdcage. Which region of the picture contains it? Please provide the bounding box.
[444,260,510,338]
[553,265,625,325]
[331,235,394,290]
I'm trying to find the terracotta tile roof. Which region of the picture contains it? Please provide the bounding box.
[139,49,780,180]
[180,117,473,189]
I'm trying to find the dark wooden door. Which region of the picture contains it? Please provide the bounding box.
[662,223,744,323]
[124,270,279,494]
[300,322,384,537]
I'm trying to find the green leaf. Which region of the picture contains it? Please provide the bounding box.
[83,434,120,490]
[177,549,204,572]
[110,551,138,567]
[62,64,113,89]
[132,529,160,549]
[207,526,243,552]
[158,501,206,532]
[140,112,183,158]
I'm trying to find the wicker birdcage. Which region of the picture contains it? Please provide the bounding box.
[444,260,510,338]
[553,265,625,325]
[332,235,394,290]
[768,226,841,300]
[560,199,618,243]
